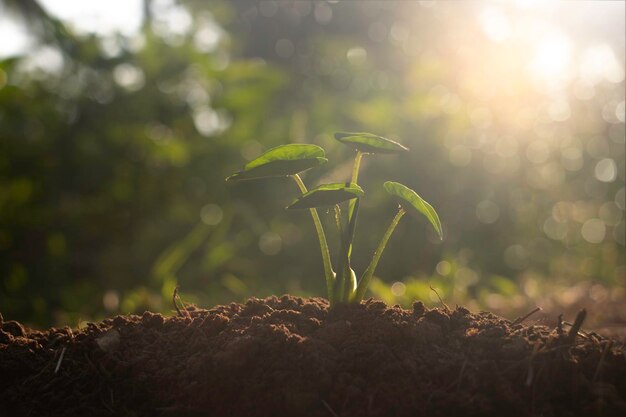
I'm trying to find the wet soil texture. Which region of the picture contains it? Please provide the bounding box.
[1,296,625,417]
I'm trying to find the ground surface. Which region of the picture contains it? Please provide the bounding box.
[1,296,625,417]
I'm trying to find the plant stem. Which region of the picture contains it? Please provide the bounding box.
[332,151,364,303]
[351,151,363,184]
[347,151,363,222]
[291,174,335,301]
[337,198,360,302]
[334,205,343,234]
[353,207,405,302]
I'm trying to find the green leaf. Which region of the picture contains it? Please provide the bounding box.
[287,183,364,210]
[226,144,327,181]
[384,181,442,239]
[334,132,409,154]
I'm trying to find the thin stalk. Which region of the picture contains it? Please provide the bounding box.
[333,205,343,234]
[347,151,363,222]
[341,198,360,301]
[337,151,363,302]
[345,197,359,261]
[292,174,335,301]
[351,151,364,184]
[353,207,405,302]
[332,204,344,300]
[333,211,349,302]
[333,266,345,303]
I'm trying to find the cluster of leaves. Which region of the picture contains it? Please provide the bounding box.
[227,132,442,305]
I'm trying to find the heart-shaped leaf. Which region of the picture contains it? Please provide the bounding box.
[287,183,364,210]
[226,144,327,181]
[384,181,442,239]
[334,132,409,154]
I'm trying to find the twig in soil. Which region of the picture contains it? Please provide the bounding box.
[322,400,339,417]
[556,313,564,335]
[512,307,541,325]
[172,286,191,319]
[429,285,449,311]
[54,347,66,374]
[592,340,613,384]
[561,321,592,340]
[566,309,587,344]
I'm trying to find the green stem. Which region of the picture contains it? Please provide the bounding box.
[353,207,405,302]
[336,198,360,302]
[334,205,343,234]
[347,151,363,222]
[292,174,335,301]
[351,151,363,184]
[333,151,364,303]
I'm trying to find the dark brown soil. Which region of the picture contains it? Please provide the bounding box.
[1,296,625,417]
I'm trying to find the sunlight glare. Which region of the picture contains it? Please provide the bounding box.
[513,0,559,12]
[0,12,31,58]
[480,7,512,43]
[39,0,142,36]
[530,31,572,80]
[579,45,625,85]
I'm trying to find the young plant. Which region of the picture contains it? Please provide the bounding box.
[226,133,442,305]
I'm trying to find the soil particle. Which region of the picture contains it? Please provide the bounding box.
[1,295,625,417]
[2,321,25,337]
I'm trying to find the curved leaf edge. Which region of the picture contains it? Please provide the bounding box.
[383,181,442,239]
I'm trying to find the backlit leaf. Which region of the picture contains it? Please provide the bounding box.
[226,144,327,181]
[287,183,364,210]
[334,132,409,154]
[384,181,442,239]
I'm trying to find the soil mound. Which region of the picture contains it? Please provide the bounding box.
[1,296,625,416]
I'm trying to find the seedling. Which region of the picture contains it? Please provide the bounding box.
[226,132,442,305]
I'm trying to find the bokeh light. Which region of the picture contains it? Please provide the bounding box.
[0,0,623,328]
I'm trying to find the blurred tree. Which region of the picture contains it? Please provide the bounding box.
[0,0,623,326]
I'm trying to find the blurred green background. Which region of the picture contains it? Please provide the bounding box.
[0,0,624,328]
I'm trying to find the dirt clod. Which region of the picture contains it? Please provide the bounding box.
[1,296,625,417]
[2,321,25,337]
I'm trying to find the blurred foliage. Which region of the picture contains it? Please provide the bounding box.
[0,0,624,327]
